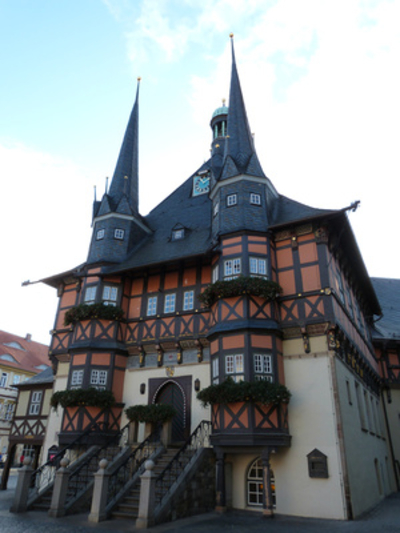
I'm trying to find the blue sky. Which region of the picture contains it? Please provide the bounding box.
[0,0,399,345]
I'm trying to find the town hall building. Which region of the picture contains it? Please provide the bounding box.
[28,37,399,521]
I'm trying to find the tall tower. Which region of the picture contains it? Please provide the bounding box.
[87,79,151,265]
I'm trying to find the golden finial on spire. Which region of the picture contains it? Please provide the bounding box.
[229,33,234,39]
[137,76,141,82]
[222,98,226,106]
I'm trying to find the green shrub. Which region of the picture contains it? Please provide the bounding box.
[64,302,124,326]
[125,404,176,424]
[197,378,291,407]
[50,388,116,410]
[198,276,282,308]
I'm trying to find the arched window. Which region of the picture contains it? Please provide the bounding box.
[247,458,276,508]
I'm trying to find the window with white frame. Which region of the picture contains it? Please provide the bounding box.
[96,229,105,240]
[5,403,15,421]
[224,258,241,280]
[225,354,244,382]
[226,194,237,206]
[0,373,8,388]
[90,369,108,390]
[247,458,276,508]
[29,391,43,415]
[254,354,273,381]
[183,290,194,311]
[114,228,125,240]
[84,286,97,304]
[212,358,219,384]
[12,375,20,386]
[102,285,118,306]
[147,296,158,316]
[250,193,261,205]
[70,369,84,389]
[164,293,176,313]
[212,265,219,283]
[249,257,267,277]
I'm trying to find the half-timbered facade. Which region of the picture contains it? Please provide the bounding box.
[0,331,49,480]
[40,37,399,520]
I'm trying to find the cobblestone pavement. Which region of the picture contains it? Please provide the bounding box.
[1,474,399,533]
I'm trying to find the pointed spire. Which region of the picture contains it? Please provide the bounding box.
[221,35,265,179]
[108,78,141,214]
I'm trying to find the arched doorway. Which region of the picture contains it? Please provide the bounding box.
[154,380,186,442]
[247,457,276,508]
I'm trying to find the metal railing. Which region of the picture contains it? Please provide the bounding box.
[155,420,211,507]
[63,422,130,507]
[105,426,163,513]
[28,420,109,501]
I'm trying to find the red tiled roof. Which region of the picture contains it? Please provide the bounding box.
[0,331,49,375]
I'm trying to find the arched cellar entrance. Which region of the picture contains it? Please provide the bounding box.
[151,377,191,443]
[247,457,276,509]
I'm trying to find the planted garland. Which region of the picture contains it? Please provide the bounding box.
[198,276,282,308]
[125,404,176,424]
[50,388,116,410]
[64,302,124,326]
[197,378,291,407]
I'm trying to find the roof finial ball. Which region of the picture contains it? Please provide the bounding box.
[230,33,234,39]
[137,77,141,82]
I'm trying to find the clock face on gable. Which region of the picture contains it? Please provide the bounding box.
[193,175,210,196]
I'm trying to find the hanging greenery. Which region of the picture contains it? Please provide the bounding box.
[64,302,124,326]
[125,404,177,424]
[197,378,291,407]
[198,276,282,308]
[50,388,116,410]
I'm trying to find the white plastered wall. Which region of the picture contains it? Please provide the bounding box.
[335,358,397,517]
[229,336,346,519]
[383,388,400,483]
[41,361,69,465]
[121,361,211,437]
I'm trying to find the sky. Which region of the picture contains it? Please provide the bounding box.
[0,0,399,346]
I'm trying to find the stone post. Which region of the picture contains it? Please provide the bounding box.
[161,420,172,447]
[261,448,274,517]
[48,458,70,518]
[136,460,157,529]
[128,421,139,444]
[10,457,33,513]
[215,449,226,513]
[88,459,109,523]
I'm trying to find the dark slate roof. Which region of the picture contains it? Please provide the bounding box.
[220,39,265,180]
[17,366,54,388]
[108,81,140,215]
[270,195,337,227]
[371,278,400,341]
[106,164,213,273]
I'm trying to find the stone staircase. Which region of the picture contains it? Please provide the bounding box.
[111,447,177,520]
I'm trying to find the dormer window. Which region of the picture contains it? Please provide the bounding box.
[96,229,105,240]
[250,193,261,205]
[172,228,184,241]
[114,229,125,240]
[227,194,237,207]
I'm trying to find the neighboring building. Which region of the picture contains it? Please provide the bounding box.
[0,331,50,464]
[371,278,400,489]
[40,38,399,520]
[0,367,53,489]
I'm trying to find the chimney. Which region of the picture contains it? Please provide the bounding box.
[25,333,32,342]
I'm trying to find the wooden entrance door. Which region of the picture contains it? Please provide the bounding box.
[156,381,186,442]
